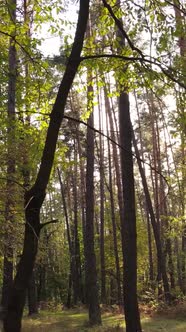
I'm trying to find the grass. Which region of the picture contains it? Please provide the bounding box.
[22,304,186,332]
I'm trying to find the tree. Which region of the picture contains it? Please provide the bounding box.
[84,65,101,325]
[119,92,142,332]
[3,1,90,331]
[2,0,17,311]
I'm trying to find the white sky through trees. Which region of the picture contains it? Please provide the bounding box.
[39,3,78,56]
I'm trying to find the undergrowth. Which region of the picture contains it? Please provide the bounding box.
[22,301,186,332]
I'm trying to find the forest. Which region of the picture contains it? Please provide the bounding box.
[0,0,185,331]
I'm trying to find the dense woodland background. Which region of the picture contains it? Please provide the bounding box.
[0,0,185,331]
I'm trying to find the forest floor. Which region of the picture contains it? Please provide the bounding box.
[22,301,186,332]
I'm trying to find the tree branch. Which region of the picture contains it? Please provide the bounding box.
[80,54,186,89]
[26,0,90,200]
[102,0,144,57]
[165,0,186,15]
[40,219,59,230]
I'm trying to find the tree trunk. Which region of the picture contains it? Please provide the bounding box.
[134,91,154,284]
[84,71,101,325]
[1,0,17,312]
[104,86,124,241]
[3,2,90,330]
[57,168,73,307]
[173,0,186,295]
[97,90,106,304]
[28,271,38,316]
[71,142,82,304]
[132,128,171,303]
[119,92,142,332]
[107,114,122,305]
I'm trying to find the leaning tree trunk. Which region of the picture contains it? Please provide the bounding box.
[3,2,90,331]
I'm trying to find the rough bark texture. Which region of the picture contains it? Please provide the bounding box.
[119,92,142,332]
[3,1,90,331]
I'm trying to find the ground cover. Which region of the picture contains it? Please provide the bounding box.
[22,303,186,332]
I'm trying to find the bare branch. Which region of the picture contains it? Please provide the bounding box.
[40,219,59,230]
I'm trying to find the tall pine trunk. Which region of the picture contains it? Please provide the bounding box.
[96,86,106,304]
[84,67,101,325]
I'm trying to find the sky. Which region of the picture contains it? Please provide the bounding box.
[39,3,78,57]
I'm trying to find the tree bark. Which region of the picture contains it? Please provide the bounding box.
[71,143,82,304]
[27,271,38,316]
[97,90,106,304]
[173,0,186,295]
[2,0,17,312]
[106,113,122,305]
[119,92,142,332]
[3,1,90,331]
[84,77,101,325]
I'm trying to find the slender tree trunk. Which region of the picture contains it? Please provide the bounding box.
[134,91,154,284]
[132,129,171,303]
[84,65,101,325]
[146,211,154,283]
[107,124,122,305]
[173,0,186,294]
[72,142,82,304]
[3,2,90,330]
[104,86,124,237]
[119,92,142,332]
[97,88,106,304]
[57,168,73,307]
[2,0,17,312]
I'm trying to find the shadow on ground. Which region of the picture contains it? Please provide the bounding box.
[22,309,186,332]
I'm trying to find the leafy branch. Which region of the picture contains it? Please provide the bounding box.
[102,0,144,58]
[101,0,186,89]
[80,54,186,89]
